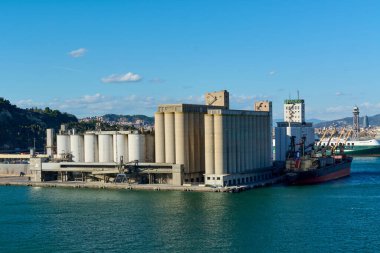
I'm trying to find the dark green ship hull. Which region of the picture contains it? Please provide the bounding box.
[322,145,380,156]
[342,145,380,156]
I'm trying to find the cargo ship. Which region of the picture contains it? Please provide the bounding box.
[285,155,352,185]
[318,138,380,156]
[285,136,353,185]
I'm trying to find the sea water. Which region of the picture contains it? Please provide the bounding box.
[1,157,380,253]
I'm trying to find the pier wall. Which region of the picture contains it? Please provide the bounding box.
[0,164,29,175]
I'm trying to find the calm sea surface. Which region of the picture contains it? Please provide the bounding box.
[1,157,380,253]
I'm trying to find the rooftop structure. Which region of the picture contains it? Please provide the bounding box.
[205,90,229,109]
[284,99,305,123]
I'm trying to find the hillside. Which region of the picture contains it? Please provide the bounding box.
[314,114,380,128]
[102,114,154,125]
[0,98,78,152]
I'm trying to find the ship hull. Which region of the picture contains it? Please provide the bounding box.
[286,157,352,185]
[342,146,380,156]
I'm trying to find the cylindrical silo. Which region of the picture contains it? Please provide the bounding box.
[231,114,237,174]
[204,114,215,175]
[113,133,128,163]
[155,112,165,163]
[46,128,54,157]
[98,134,113,163]
[227,115,233,174]
[254,116,259,169]
[128,134,146,162]
[175,112,185,165]
[214,115,224,175]
[242,115,250,172]
[84,134,98,162]
[164,112,175,164]
[70,135,84,162]
[145,134,155,162]
[188,112,195,174]
[236,115,241,173]
[193,113,200,173]
[56,134,70,158]
[248,115,253,171]
[199,112,205,174]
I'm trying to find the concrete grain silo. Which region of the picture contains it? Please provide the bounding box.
[128,134,145,162]
[84,134,98,162]
[70,135,84,162]
[113,133,128,163]
[56,134,70,159]
[98,134,113,163]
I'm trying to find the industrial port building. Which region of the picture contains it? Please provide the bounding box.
[30,90,275,187]
[275,98,315,161]
[155,91,274,186]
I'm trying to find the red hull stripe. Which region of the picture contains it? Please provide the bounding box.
[295,167,351,185]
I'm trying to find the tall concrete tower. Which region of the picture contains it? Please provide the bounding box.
[352,106,360,140]
[284,99,305,123]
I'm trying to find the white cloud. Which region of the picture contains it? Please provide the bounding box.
[68,48,87,58]
[101,72,142,83]
[268,70,277,76]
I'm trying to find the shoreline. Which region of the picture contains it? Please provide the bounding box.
[0,176,283,193]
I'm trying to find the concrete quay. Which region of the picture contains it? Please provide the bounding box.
[0,176,284,193]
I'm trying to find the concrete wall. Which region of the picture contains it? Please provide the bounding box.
[0,164,29,175]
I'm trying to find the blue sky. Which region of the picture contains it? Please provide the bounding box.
[1,0,380,120]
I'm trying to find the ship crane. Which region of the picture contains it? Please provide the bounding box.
[326,128,337,148]
[343,129,352,146]
[332,128,346,154]
[317,128,329,148]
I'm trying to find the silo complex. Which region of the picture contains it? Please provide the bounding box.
[155,91,273,186]
[54,130,151,163]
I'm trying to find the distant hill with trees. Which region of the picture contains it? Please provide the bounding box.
[101,114,154,125]
[314,114,380,128]
[0,98,77,152]
[0,98,150,153]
